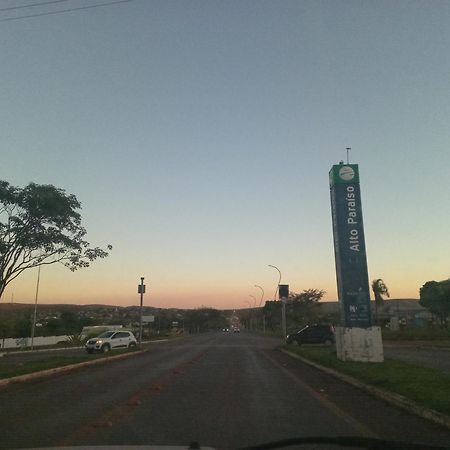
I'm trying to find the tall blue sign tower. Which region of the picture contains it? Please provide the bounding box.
[329,164,372,328]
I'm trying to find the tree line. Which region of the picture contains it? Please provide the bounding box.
[251,288,334,333]
[0,306,229,340]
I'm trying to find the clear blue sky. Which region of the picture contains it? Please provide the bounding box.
[2,0,450,309]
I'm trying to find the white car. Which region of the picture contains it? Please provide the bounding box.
[85,330,137,353]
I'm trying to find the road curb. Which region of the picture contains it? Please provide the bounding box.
[279,348,450,431]
[0,349,149,389]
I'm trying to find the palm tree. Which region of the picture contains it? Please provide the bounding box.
[372,279,390,325]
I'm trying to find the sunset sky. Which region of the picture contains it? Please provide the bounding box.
[2,0,449,309]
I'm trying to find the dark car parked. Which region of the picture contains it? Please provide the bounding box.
[286,324,335,345]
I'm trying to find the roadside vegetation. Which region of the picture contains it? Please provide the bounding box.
[0,304,228,352]
[245,288,335,334]
[420,278,450,327]
[0,354,103,379]
[285,345,450,416]
[0,180,112,300]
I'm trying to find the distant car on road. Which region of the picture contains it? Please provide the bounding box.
[233,327,240,333]
[85,330,137,353]
[286,324,335,346]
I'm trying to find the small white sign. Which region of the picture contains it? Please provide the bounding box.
[142,315,155,323]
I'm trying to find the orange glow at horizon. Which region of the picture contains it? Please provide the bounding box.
[3,270,426,310]
[3,248,446,310]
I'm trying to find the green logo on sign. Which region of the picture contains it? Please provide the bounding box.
[329,164,360,186]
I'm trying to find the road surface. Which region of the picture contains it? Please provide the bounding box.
[1,332,450,449]
[384,344,450,373]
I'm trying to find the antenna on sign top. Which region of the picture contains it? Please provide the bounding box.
[346,147,351,164]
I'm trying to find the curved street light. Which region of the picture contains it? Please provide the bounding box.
[268,264,282,300]
[248,295,258,331]
[254,285,264,307]
[268,264,286,340]
[254,284,265,333]
[243,299,253,330]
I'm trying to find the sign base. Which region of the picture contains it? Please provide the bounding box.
[335,326,384,362]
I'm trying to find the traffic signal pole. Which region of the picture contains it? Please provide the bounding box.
[138,277,145,348]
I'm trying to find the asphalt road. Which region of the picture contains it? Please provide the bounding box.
[1,332,450,449]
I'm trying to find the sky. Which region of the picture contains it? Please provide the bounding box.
[1,0,449,309]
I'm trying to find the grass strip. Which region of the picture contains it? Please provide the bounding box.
[285,345,450,416]
[0,349,137,380]
[0,356,98,379]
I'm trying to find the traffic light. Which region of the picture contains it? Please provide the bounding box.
[278,284,289,299]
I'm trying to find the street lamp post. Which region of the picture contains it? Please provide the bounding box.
[255,284,265,333]
[244,300,252,330]
[138,277,145,348]
[268,265,281,300]
[254,285,265,307]
[249,294,257,331]
[268,264,286,339]
[30,265,41,350]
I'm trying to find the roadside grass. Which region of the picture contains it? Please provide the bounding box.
[0,348,138,380]
[284,345,450,416]
[0,355,99,379]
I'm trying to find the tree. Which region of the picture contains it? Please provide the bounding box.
[420,279,450,327]
[185,307,227,333]
[289,288,325,306]
[287,288,325,329]
[0,315,15,339]
[262,300,281,331]
[263,289,326,332]
[15,313,32,338]
[372,279,390,306]
[0,181,112,299]
[44,311,83,335]
[371,278,390,325]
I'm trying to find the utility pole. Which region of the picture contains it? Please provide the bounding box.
[279,284,289,340]
[255,284,265,334]
[269,265,286,339]
[138,277,145,348]
[30,266,41,350]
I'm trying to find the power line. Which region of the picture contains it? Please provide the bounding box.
[0,1,73,13]
[0,0,135,22]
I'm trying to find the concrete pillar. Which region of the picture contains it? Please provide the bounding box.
[335,326,384,362]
